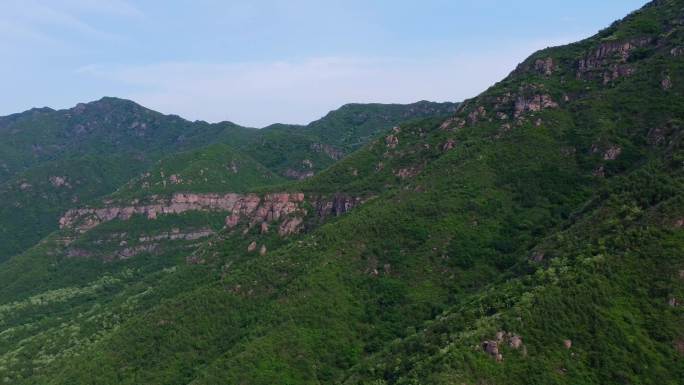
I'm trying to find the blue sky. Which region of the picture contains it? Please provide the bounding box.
[1,0,647,127]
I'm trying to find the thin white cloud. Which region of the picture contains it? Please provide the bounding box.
[0,0,140,46]
[78,35,584,127]
[0,19,64,47]
[60,0,143,18]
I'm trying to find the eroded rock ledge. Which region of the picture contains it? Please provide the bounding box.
[60,192,363,235]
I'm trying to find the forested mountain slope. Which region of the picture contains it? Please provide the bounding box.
[0,98,453,262]
[0,1,682,384]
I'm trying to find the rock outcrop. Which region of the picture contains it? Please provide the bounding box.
[312,194,362,219]
[534,57,555,75]
[509,335,523,349]
[468,106,487,125]
[577,37,653,83]
[279,216,304,236]
[118,244,158,259]
[49,176,70,188]
[482,331,525,362]
[61,193,264,232]
[442,139,456,151]
[482,340,501,362]
[514,94,559,117]
[60,192,363,237]
[385,134,399,149]
[169,174,183,184]
[138,228,214,242]
[603,145,623,160]
[310,143,344,160]
[662,75,673,90]
[394,166,423,179]
[284,169,315,180]
[65,227,214,261]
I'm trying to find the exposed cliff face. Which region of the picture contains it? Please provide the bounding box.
[60,192,303,232]
[442,85,560,132]
[579,37,652,69]
[577,37,654,83]
[534,57,555,76]
[442,34,664,136]
[138,228,215,243]
[514,93,559,117]
[60,192,363,237]
[224,192,305,230]
[62,193,249,232]
[311,194,362,218]
[58,192,364,262]
[65,227,216,261]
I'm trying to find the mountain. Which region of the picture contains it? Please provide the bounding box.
[1,1,683,384]
[0,99,454,262]
[0,97,243,262]
[228,101,458,179]
[0,97,244,182]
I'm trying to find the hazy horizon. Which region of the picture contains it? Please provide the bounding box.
[1,0,646,127]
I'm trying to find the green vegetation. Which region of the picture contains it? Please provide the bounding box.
[0,1,682,384]
[0,97,452,261]
[229,101,457,178]
[0,155,142,262]
[112,143,285,199]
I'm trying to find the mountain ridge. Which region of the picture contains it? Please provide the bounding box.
[0,1,682,384]
[0,97,455,262]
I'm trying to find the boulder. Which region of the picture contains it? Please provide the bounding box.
[509,335,523,349]
[603,146,622,161]
[385,134,399,149]
[482,340,499,355]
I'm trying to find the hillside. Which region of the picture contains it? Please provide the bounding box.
[0,1,683,384]
[0,99,451,261]
[0,97,243,262]
[228,101,458,179]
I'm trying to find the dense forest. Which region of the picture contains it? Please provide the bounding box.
[0,0,682,384]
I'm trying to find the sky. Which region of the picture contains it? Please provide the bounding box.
[1,0,648,127]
